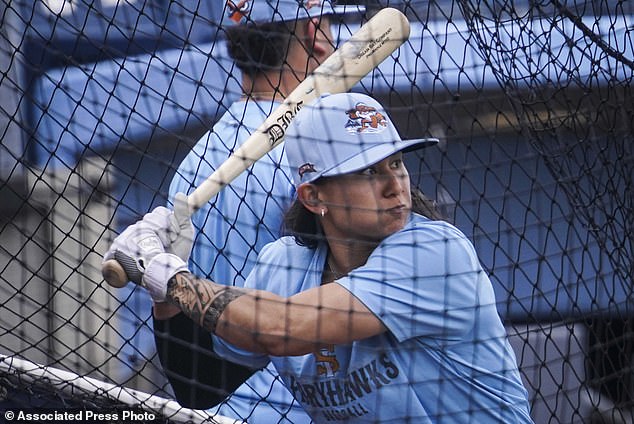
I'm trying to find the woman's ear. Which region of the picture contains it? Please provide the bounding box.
[297,183,322,215]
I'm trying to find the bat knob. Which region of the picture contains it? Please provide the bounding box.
[102,259,129,288]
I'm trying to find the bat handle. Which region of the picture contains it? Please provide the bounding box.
[102,192,192,289]
[102,259,129,288]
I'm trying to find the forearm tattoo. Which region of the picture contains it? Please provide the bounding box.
[166,272,246,333]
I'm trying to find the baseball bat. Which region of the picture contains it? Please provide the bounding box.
[102,7,410,288]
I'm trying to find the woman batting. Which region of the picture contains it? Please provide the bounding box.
[104,92,533,423]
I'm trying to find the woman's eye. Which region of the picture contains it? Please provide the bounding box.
[390,159,403,169]
[359,167,377,176]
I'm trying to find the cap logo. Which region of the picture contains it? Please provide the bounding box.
[227,0,250,23]
[302,0,323,11]
[227,0,324,24]
[298,163,317,178]
[344,103,388,134]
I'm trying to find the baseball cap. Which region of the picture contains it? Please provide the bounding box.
[225,0,364,25]
[285,92,439,186]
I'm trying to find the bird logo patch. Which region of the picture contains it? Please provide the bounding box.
[226,0,250,23]
[345,103,388,134]
[298,163,317,178]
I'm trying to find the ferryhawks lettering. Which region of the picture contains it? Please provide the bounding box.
[289,353,400,421]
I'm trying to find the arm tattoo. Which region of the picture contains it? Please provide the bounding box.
[166,272,246,333]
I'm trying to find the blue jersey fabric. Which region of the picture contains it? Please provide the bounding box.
[170,99,295,284]
[169,99,309,423]
[214,214,534,423]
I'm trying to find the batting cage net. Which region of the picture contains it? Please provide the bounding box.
[1,0,632,423]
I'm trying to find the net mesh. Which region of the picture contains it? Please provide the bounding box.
[0,354,236,423]
[1,0,632,423]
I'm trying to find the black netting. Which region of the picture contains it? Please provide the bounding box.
[1,1,632,423]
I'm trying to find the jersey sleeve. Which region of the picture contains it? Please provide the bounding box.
[336,219,492,342]
[211,238,315,367]
[212,335,271,369]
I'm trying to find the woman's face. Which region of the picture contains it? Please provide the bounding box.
[318,152,412,244]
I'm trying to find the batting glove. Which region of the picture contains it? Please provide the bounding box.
[139,192,194,262]
[170,192,195,262]
[103,222,188,301]
[143,253,189,302]
[103,220,165,286]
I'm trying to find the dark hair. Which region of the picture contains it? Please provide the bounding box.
[282,186,446,249]
[225,20,298,79]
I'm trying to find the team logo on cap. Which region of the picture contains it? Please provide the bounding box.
[298,163,317,178]
[227,0,250,23]
[227,0,322,23]
[345,103,388,134]
[302,0,324,11]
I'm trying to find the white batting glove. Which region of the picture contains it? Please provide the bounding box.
[103,193,193,301]
[143,253,189,302]
[103,224,189,302]
[140,192,194,262]
[170,192,195,262]
[103,221,165,286]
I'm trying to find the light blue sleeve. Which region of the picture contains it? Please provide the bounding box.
[337,218,488,342]
[209,238,310,368]
[212,335,270,369]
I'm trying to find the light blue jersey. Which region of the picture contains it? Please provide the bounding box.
[214,214,534,423]
[170,100,295,283]
[169,99,309,423]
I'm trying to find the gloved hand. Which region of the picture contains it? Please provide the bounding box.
[143,253,189,302]
[103,221,188,301]
[103,192,193,300]
[141,192,194,262]
[103,220,164,286]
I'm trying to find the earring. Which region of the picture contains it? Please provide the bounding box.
[320,209,326,217]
